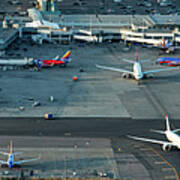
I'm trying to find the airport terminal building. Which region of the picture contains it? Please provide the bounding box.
[2,1,180,49]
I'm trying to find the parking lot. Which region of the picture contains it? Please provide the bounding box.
[1,0,180,16]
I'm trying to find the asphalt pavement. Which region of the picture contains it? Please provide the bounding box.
[0,117,179,178]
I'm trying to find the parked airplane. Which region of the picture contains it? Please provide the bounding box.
[157,57,180,67]
[0,141,39,168]
[25,8,59,29]
[26,19,60,29]
[159,39,174,53]
[127,115,180,151]
[0,51,71,69]
[96,51,178,84]
[33,50,71,68]
[143,39,175,54]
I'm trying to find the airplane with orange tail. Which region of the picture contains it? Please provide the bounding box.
[33,50,71,68]
[0,141,40,168]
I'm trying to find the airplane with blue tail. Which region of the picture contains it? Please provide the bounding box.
[0,141,39,168]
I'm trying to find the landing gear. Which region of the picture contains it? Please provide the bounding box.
[137,80,142,85]
[1,164,8,168]
[60,63,67,68]
[13,164,21,168]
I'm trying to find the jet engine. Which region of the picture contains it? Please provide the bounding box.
[143,74,154,79]
[122,73,131,79]
[13,164,21,168]
[147,73,154,78]
[162,144,172,151]
[1,164,8,168]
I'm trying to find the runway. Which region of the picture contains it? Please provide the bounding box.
[0,117,179,178]
[0,117,167,137]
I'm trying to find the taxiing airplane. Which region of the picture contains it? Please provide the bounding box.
[33,50,71,68]
[0,141,39,168]
[157,57,180,67]
[127,114,180,151]
[96,51,178,83]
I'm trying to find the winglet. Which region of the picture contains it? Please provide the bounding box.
[161,39,166,49]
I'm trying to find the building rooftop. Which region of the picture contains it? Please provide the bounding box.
[1,0,180,16]
[0,28,18,44]
[151,15,180,25]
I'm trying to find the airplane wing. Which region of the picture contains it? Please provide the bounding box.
[0,160,6,164]
[140,59,152,63]
[14,157,40,165]
[123,59,151,64]
[172,129,180,133]
[143,67,179,75]
[13,152,23,155]
[122,59,135,64]
[96,64,133,74]
[127,135,174,146]
[150,129,166,134]
[0,151,9,156]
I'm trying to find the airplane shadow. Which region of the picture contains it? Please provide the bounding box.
[142,74,180,85]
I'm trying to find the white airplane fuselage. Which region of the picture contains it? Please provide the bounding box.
[166,131,180,149]
[133,62,144,80]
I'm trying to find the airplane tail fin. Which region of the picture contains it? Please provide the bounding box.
[161,39,166,49]
[9,141,13,154]
[54,55,60,60]
[61,51,71,62]
[165,114,171,131]
[8,141,23,155]
[150,114,170,133]
[136,48,139,62]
